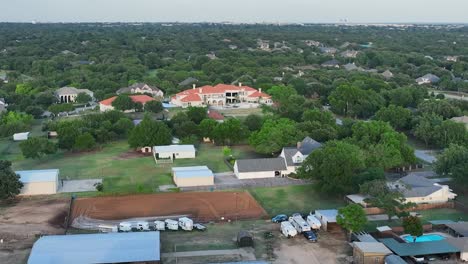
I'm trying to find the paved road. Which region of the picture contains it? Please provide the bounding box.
[162,248,256,260]
[414,150,438,163]
[431,91,468,102]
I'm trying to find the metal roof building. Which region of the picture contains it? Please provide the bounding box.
[172,166,214,187]
[234,158,287,179]
[16,169,59,195]
[28,232,161,264]
[153,144,196,162]
[379,238,459,257]
[446,222,468,237]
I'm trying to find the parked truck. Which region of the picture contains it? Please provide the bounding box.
[178,217,194,231]
[289,215,311,233]
[281,221,298,238]
[306,214,322,230]
[165,219,179,231]
[136,221,150,231]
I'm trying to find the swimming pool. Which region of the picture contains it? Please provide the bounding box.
[403,234,445,243]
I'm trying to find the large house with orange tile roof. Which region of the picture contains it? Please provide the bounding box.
[99,95,155,112]
[170,83,273,108]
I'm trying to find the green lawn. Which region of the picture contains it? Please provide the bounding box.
[249,184,346,216]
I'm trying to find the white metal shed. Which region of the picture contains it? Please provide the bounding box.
[16,169,59,195]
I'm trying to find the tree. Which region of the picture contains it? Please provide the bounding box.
[360,179,414,221]
[112,94,134,111]
[328,84,384,118]
[75,92,92,104]
[402,216,423,242]
[213,118,248,145]
[128,115,172,148]
[417,99,462,119]
[298,140,365,194]
[244,114,264,131]
[25,106,44,119]
[113,118,134,137]
[222,146,232,157]
[336,204,368,239]
[435,144,468,187]
[48,103,74,115]
[375,105,412,130]
[249,118,303,154]
[198,118,218,139]
[186,107,207,124]
[145,100,163,113]
[74,133,96,151]
[0,160,23,199]
[19,137,57,159]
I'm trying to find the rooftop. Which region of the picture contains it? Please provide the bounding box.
[379,238,459,257]
[315,209,338,222]
[100,95,155,106]
[353,242,392,254]
[16,169,59,183]
[28,232,160,264]
[172,166,213,179]
[153,144,196,153]
[384,254,407,264]
[235,158,287,173]
[445,222,468,237]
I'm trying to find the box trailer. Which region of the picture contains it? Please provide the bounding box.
[119,222,132,232]
[306,215,322,230]
[281,221,298,238]
[154,220,165,231]
[289,215,311,233]
[178,217,193,231]
[135,221,150,231]
[165,219,179,230]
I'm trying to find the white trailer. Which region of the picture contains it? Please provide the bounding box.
[165,219,179,230]
[154,220,165,231]
[306,215,322,230]
[178,217,193,231]
[281,221,298,238]
[289,215,311,233]
[98,224,118,233]
[119,222,132,232]
[136,221,150,231]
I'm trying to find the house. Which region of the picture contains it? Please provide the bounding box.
[416,74,440,85]
[390,173,457,204]
[116,83,164,98]
[344,63,359,71]
[304,40,321,47]
[0,98,7,112]
[340,50,359,58]
[16,169,59,195]
[445,56,459,62]
[172,166,214,187]
[320,47,338,54]
[446,237,468,261]
[28,232,161,264]
[279,137,322,174]
[99,95,155,112]
[445,222,468,237]
[315,209,338,231]
[170,83,272,108]
[153,145,196,163]
[13,132,30,141]
[206,52,217,60]
[321,59,340,68]
[381,70,394,79]
[257,39,270,51]
[178,77,199,88]
[207,110,224,122]
[451,116,468,130]
[233,158,287,179]
[55,86,94,103]
[352,242,392,264]
[0,72,8,83]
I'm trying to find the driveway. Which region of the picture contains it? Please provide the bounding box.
[59,179,102,193]
[415,150,438,163]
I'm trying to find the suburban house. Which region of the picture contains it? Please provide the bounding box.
[0,98,7,112]
[257,39,270,51]
[352,242,392,264]
[233,158,287,179]
[207,110,224,122]
[416,74,440,85]
[170,83,273,108]
[304,40,321,47]
[16,169,59,196]
[153,145,196,163]
[28,232,161,264]
[320,47,338,54]
[451,116,468,130]
[340,50,359,58]
[279,137,322,174]
[390,174,457,204]
[321,59,340,68]
[172,166,214,187]
[99,95,155,112]
[116,83,164,98]
[13,132,30,141]
[445,56,459,62]
[381,70,394,79]
[55,86,94,103]
[344,63,359,71]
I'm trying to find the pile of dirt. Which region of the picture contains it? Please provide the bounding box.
[71,192,267,222]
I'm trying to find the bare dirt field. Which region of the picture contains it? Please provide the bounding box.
[0,197,69,264]
[70,191,267,223]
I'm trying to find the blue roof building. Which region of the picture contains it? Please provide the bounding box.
[28,232,161,264]
[172,166,214,187]
[15,169,59,195]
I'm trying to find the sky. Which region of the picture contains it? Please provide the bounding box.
[1,0,468,24]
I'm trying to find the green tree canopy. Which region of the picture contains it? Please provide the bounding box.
[112,94,135,111]
[19,137,57,159]
[48,103,75,115]
[212,118,248,145]
[74,133,96,151]
[144,100,163,113]
[336,204,368,238]
[128,115,172,148]
[186,107,207,124]
[243,114,264,132]
[435,144,468,187]
[375,105,412,130]
[0,160,23,199]
[249,118,303,154]
[402,216,423,242]
[75,92,93,104]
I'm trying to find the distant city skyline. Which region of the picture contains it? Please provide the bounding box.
[1,0,468,24]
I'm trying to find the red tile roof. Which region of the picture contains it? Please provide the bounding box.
[208,110,225,120]
[180,93,202,102]
[100,95,155,106]
[248,91,271,98]
[174,84,270,102]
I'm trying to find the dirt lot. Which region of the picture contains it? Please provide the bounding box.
[0,197,69,264]
[160,220,351,264]
[71,191,267,223]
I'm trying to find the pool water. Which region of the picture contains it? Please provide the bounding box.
[403,234,445,243]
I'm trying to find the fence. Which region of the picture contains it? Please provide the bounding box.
[363,201,455,215]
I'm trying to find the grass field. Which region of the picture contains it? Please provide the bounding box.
[250,184,346,216]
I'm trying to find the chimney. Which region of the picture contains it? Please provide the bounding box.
[199,88,202,93]
[297,141,301,149]
[259,88,262,93]
[238,82,242,87]
[192,84,196,89]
